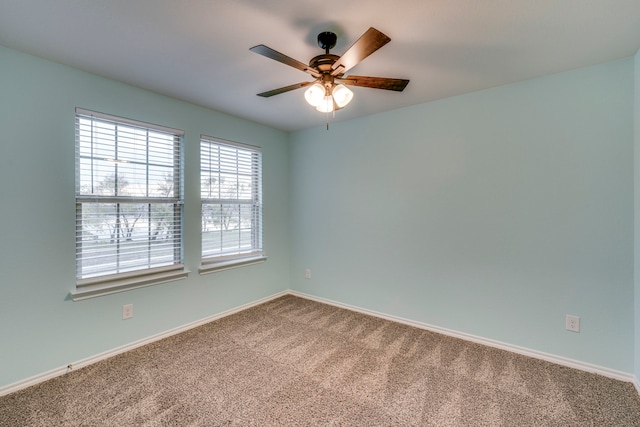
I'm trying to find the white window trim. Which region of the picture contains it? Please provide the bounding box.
[75,108,183,135]
[71,265,190,301]
[199,135,264,273]
[72,108,188,300]
[198,254,267,275]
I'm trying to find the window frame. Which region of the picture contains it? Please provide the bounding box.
[71,108,188,301]
[199,135,265,274]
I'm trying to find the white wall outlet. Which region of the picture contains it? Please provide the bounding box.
[122,304,134,320]
[305,268,311,279]
[566,314,580,332]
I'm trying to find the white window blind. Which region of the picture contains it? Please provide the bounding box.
[74,108,185,295]
[200,136,264,271]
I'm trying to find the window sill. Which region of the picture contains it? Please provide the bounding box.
[199,255,267,275]
[70,266,189,301]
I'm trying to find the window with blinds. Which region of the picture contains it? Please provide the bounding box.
[73,108,186,299]
[200,136,264,273]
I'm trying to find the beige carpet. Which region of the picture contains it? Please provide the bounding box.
[1,295,640,426]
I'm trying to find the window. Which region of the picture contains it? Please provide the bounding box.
[200,136,264,273]
[72,108,187,300]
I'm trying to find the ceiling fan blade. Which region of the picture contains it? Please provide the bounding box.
[250,45,320,78]
[331,28,391,76]
[336,76,410,91]
[257,81,314,97]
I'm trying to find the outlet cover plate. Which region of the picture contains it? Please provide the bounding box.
[566,314,580,332]
[123,304,134,320]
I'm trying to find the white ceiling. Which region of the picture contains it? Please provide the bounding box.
[1,0,640,131]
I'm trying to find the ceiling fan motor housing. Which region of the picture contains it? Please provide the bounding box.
[309,54,340,73]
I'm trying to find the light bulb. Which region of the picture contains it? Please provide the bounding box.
[304,83,325,107]
[332,84,353,108]
[316,95,334,113]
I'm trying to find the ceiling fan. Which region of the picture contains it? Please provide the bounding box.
[250,27,409,113]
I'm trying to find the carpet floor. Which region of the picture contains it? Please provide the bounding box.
[1,295,640,426]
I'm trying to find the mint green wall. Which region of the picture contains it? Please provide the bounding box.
[1,42,636,389]
[0,45,290,388]
[290,59,634,372]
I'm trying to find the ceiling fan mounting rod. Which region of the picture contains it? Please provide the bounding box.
[317,31,337,54]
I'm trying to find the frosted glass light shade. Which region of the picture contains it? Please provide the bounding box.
[316,95,334,113]
[304,83,325,107]
[332,84,353,108]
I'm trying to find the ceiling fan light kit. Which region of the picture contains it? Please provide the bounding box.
[250,27,409,116]
[331,84,354,108]
[303,82,325,107]
[304,82,353,112]
[316,95,335,113]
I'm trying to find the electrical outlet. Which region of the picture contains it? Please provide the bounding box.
[305,269,311,279]
[566,315,580,332]
[122,304,134,320]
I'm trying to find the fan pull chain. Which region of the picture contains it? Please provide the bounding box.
[325,109,337,130]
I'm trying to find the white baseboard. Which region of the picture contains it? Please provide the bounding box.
[2,289,638,398]
[0,291,288,397]
[288,291,639,389]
